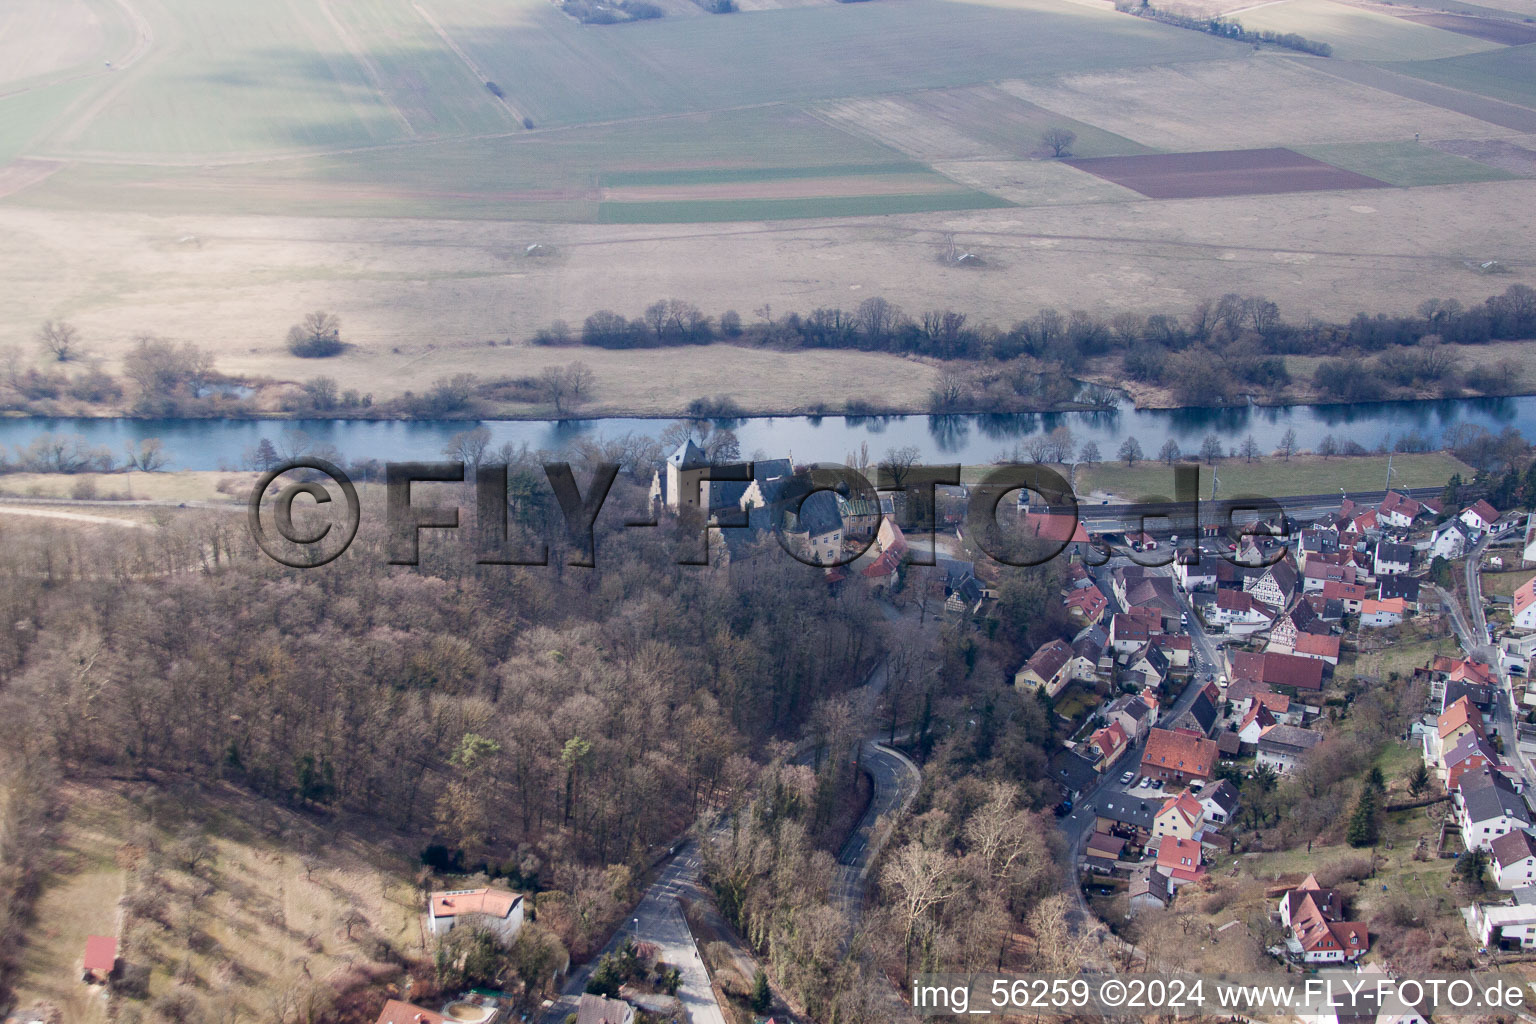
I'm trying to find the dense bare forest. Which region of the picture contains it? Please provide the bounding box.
[0,457,1074,1020]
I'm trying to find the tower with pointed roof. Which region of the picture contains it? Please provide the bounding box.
[663,437,710,514]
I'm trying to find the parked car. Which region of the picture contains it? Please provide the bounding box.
[1120,771,1135,784]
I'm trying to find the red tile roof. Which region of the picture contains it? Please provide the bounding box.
[375,1001,448,1024]
[83,935,117,973]
[1156,836,1204,880]
[1141,728,1218,779]
[429,888,522,921]
[1293,633,1340,660]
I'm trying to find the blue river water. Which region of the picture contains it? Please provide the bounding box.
[0,395,1530,471]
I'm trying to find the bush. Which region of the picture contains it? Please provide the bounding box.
[286,312,345,358]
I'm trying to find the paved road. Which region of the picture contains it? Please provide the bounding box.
[540,840,722,1024]
[833,740,922,914]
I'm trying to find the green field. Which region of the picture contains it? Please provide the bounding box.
[1394,44,1536,110]
[431,0,1236,128]
[14,103,1003,220]
[0,0,1252,221]
[1295,141,1520,186]
[1233,0,1503,61]
[1,0,1528,226]
[1078,451,1471,501]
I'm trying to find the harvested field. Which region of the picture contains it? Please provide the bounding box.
[1428,137,1536,175]
[1398,12,1536,45]
[1295,140,1518,185]
[998,58,1513,151]
[928,159,1144,205]
[1064,148,1390,198]
[1394,43,1536,111]
[815,85,1152,163]
[1303,57,1536,134]
[0,0,113,87]
[0,158,64,199]
[599,174,960,202]
[1232,0,1502,60]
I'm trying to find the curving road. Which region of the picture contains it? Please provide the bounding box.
[833,739,922,915]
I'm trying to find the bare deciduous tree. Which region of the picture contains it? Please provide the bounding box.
[1041,127,1077,158]
[37,320,82,362]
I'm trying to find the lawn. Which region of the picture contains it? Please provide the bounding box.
[1345,630,1460,683]
[1394,43,1536,110]
[1231,0,1502,62]
[1482,566,1536,598]
[1078,452,1470,502]
[1294,141,1520,187]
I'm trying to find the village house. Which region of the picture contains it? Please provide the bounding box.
[1128,866,1172,913]
[576,993,637,1024]
[1302,558,1355,594]
[1015,639,1074,697]
[1491,830,1536,889]
[1291,632,1341,665]
[1208,588,1277,633]
[1238,702,1277,744]
[1372,541,1412,577]
[1278,874,1369,963]
[1469,895,1536,950]
[1199,779,1240,826]
[1433,695,1486,768]
[1064,583,1109,625]
[1155,835,1205,886]
[1376,575,1420,609]
[1140,728,1218,785]
[1359,598,1406,628]
[427,887,525,943]
[1462,499,1500,534]
[1378,490,1423,529]
[1094,794,1158,848]
[1086,721,1132,771]
[1444,731,1500,789]
[1245,557,1300,609]
[1321,580,1368,613]
[1110,608,1163,654]
[1152,791,1205,841]
[375,1000,451,1024]
[1048,749,1099,800]
[1431,518,1476,561]
[1459,770,1533,851]
[1103,692,1154,741]
[1514,578,1536,632]
[1229,650,1325,694]
[1256,724,1323,774]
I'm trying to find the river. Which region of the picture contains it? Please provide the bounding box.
[0,394,1531,471]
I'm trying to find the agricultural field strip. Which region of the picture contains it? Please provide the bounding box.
[1295,56,1536,133]
[411,1,527,126]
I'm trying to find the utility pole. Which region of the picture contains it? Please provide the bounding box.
[1385,453,1394,492]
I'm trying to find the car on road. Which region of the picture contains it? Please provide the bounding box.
[1120,771,1135,784]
